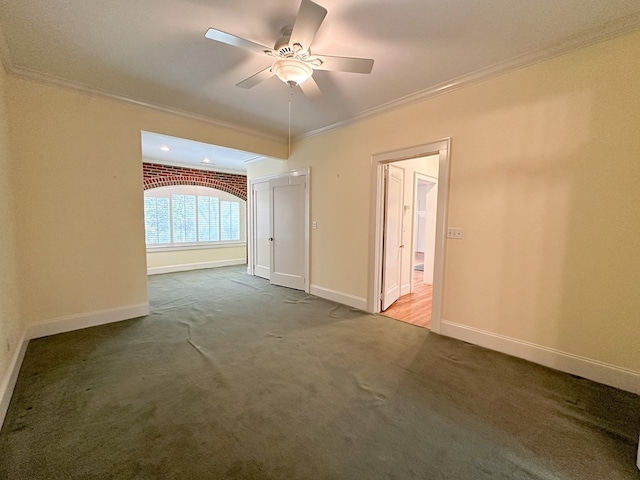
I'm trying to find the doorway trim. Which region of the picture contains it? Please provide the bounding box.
[368,139,451,333]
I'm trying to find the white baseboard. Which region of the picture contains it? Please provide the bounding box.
[0,330,29,428]
[440,320,640,395]
[401,283,411,296]
[27,303,149,340]
[310,285,367,311]
[147,259,245,276]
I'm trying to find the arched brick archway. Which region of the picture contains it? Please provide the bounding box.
[143,163,247,201]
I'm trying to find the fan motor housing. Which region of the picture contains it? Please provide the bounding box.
[273,27,309,59]
[274,28,293,55]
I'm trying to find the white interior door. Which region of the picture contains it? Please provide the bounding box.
[381,164,404,310]
[252,181,270,279]
[269,174,307,290]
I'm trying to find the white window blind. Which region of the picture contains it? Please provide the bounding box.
[144,197,171,244]
[143,186,245,248]
[198,196,220,242]
[220,201,240,241]
[172,194,197,243]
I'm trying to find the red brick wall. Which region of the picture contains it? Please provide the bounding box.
[143,163,247,201]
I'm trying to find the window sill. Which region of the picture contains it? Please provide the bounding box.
[146,241,246,253]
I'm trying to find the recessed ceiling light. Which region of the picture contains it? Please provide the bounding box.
[202,158,211,164]
[159,145,171,152]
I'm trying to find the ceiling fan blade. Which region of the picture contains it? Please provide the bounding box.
[313,55,374,74]
[236,66,275,89]
[205,28,273,55]
[289,0,327,52]
[299,76,321,101]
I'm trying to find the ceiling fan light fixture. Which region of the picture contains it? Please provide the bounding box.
[272,58,312,86]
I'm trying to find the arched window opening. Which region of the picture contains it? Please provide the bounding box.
[144,185,246,248]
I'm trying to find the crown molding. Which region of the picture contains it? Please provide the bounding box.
[298,12,640,141]
[1,57,285,144]
[2,12,639,144]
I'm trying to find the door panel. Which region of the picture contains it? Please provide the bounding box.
[269,174,306,290]
[252,181,270,279]
[381,164,404,311]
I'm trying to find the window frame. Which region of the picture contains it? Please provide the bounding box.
[144,185,246,251]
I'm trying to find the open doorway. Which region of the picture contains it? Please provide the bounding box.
[369,139,450,333]
[140,131,252,277]
[413,174,438,287]
[384,172,438,327]
[381,161,438,328]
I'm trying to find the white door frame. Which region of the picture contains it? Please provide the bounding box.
[247,168,310,293]
[369,139,450,333]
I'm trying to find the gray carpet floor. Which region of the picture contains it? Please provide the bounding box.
[1,266,639,479]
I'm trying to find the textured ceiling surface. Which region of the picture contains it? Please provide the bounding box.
[1,0,640,140]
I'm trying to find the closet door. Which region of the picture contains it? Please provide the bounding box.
[252,181,271,279]
[269,173,307,291]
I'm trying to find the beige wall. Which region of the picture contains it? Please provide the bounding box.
[0,65,22,387]
[247,157,289,179]
[147,245,246,272]
[2,29,638,391]
[6,75,286,327]
[280,31,640,373]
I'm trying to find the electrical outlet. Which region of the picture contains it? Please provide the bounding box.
[447,227,464,239]
[312,221,317,230]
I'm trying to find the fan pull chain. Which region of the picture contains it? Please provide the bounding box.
[288,86,293,158]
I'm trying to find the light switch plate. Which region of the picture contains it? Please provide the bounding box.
[447,227,463,239]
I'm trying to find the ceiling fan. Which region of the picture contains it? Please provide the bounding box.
[204,0,374,100]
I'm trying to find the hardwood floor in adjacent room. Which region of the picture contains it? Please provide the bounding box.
[382,267,433,329]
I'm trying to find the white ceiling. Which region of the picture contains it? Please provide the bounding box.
[141,131,262,173]
[1,0,640,144]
